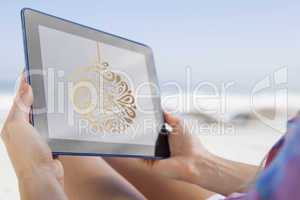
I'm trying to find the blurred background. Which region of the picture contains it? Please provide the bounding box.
[1,1,300,199]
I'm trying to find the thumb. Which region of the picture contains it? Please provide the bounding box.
[164,112,185,137]
[8,75,33,122]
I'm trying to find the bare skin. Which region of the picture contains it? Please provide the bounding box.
[1,76,66,200]
[1,76,259,199]
[60,156,214,200]
[127,113,259,196]
[104,113,258,196]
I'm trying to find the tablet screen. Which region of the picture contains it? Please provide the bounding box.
[39,25,160,145]
[22,8,169,158]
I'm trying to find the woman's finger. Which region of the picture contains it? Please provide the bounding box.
[164,112,185,136]
[164,112,180,126]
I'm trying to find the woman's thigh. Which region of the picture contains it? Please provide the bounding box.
[60,156,214,200]
[105,157,215,200]
[59,156,147,200]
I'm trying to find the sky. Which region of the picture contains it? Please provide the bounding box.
[1,0,300,94]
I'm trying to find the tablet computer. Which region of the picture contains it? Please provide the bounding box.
[21,8,169,158]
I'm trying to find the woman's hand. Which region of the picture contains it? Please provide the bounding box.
[148,113,211,180]
[1,75,67,200]
[106,113,259,196]
[152,113,259,195]
[145,113,259,195]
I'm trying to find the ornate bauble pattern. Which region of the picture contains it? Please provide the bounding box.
[70,43,136,133]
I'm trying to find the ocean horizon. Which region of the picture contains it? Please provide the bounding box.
[1,78,300,121]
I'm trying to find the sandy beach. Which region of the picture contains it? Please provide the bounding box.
[0,141,19,200]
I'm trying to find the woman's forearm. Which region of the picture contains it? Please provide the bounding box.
[18,164,67,200]
[183,153,259,196]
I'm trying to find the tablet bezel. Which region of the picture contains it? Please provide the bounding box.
[21,8,169,159]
